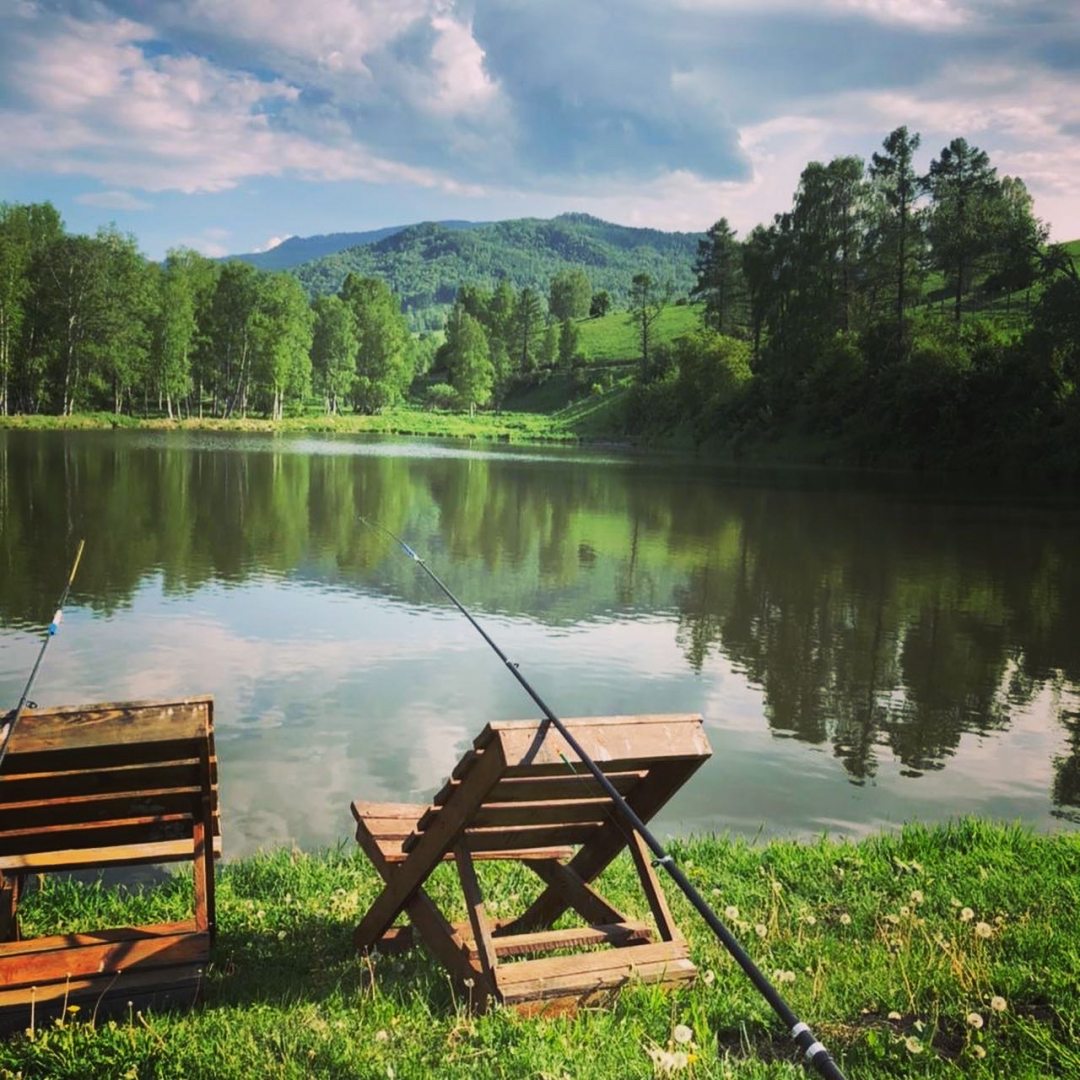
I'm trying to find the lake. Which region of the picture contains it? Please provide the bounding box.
[1,429,1078,857]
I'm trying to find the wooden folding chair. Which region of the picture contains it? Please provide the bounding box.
[0,697,221,1030]
[352,713,711,1014]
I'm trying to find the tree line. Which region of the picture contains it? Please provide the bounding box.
[630,128,1080,470]
[0,205,611,418]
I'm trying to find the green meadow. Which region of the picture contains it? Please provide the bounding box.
[3,822,1077,1079]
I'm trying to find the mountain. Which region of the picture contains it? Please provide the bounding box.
[288,213,704,326]
[228,220,485,271]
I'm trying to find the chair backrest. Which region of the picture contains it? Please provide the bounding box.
[406,714,710,857]
[0,697,219,874]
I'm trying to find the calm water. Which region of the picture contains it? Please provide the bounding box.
[1,429,1078,857]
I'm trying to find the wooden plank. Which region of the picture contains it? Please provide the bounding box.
[453,844,498,999]
[352,737,508,950]
[494,716,710,773]
[485,772,645,803]
[0,921,197,957]
[476,714,705,744]
[0,963,206,1008]
[507,961,696,1014]
[477,921,652,959]
[0,818,194,858]
[2,741,210,778]
[4,699,211,756]
[0,788,205,831]
[0,874,19,942]
[351,801,428,824]
[0,836,222,873]
[626,829,679,942]
[0,930,209,989]
[460,823,601,854]
[0,761,211,804]
[196,744,216,941]
[496,939,691,988]
[453,799,613,830]
[356,830,573,864]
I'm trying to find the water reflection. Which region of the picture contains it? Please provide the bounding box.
[1,429,1078,849]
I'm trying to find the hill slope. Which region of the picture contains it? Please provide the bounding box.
[229,221,484,271]
[291,213,702,325]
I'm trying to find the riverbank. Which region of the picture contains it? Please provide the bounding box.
[3,821,1077,1078]
[0,409,583,443]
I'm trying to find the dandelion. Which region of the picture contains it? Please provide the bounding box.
[950,897,962,908]
[959,907,975,922]
[711,887,721,897]
[905,1036,923,1054]
[673,1023,693,1044]
[804,914,817,926]
[885,913,900,925]
[899,906,911,917]
[888,1011,902,1021]
[725,905,739,921]
[910,889,924,904]
[966,1012,984,1030]
[755,923,767,939]
[971,1045,986,1059]
[839,913,852,926]
[990,996,1007,1013]
[375,1030,389,1042]
[772,970,796,984]
[703,970,716,986]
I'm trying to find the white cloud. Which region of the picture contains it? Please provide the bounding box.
[671,0,972,28]
[252,234,295,253]
[425,14,500,116]
[180,0,432,78]
[74,190,152,211]
[0,7,477,196]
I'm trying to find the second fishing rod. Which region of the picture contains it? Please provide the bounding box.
[363,518,848,1080]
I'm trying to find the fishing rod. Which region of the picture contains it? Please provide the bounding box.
[0,539,85,770]
[361,518,847,1080]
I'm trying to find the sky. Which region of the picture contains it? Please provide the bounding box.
[0,0,1077,259]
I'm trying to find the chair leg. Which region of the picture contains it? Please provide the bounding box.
[0,873,20,942]
[453,844,499,1002]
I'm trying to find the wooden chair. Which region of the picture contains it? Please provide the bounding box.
[0,697,220,1029]
[352,713,711,1014]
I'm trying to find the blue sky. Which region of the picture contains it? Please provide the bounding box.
[1,0,1077,258]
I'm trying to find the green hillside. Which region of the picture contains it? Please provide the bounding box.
[576,301,702,363]
[292,213,702,327]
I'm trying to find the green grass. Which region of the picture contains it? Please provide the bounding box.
[0,408,581,443]
[576,303,703,364]
[3,822,1078,1078]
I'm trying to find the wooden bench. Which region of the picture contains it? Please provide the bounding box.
[0,697,220,1029]
[352,714,711,1015]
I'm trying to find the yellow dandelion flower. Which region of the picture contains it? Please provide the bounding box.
[966,1012,984,1030]
[905,1036,923,1054]
[972,1045,986,1059]
[910,889,924,904]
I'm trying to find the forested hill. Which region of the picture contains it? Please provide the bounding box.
[229,220,483,271]
[290,213,702,325]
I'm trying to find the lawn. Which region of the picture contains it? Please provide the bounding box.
[3,821,1077,1079]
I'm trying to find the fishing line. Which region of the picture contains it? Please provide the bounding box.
[361,517,848,1080]
[0,539,86,770]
